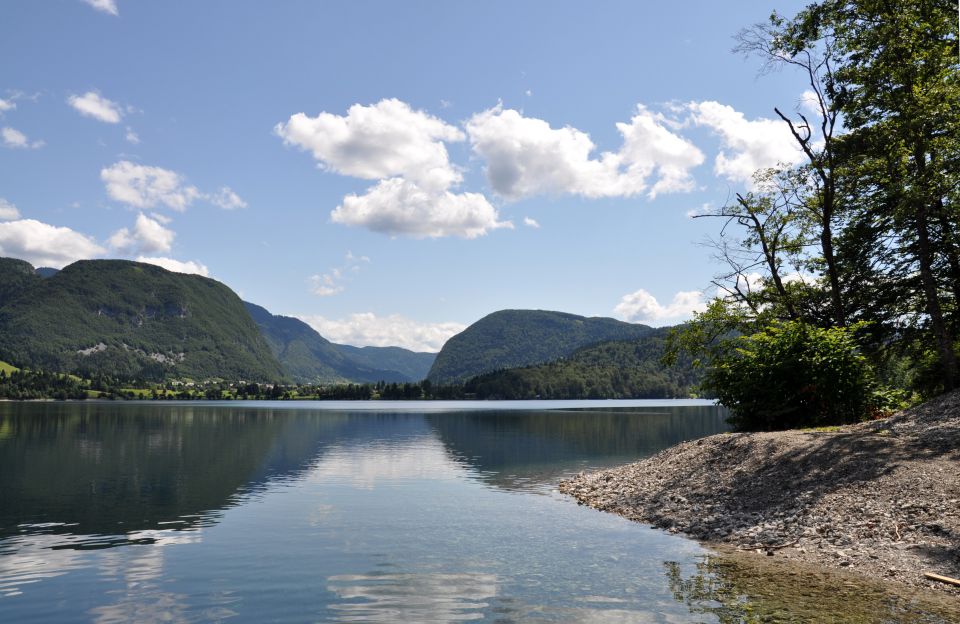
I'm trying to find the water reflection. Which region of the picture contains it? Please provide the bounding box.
[7,401,950,623]
[427,406,730,491]
[0,404,331,540]
[328,571,498,622]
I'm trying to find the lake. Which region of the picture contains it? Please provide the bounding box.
[1,400,956,623]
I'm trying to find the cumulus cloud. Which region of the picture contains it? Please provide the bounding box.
[209,186,247,210]
[298,313,466,352]
[0,198,21,221]
[108,213,175,254]
[2,127,44,149]
[101,161,200,211]
[124,127,140,144]
[82,0,118,16]
[275,98,464,191]
[523,217,540,228]
[0,98,14,113]
[67,91,123,124]
[465,103,703,200]
[331,178,511,239]
[687,101,803,185]
[278,99,510,238]
[0,219,105,268]
[135,256,209,277]
[613,288,706,324]
[100,161,245,212]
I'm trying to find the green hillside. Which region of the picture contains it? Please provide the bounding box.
[463,329,702,399]
[427,309,654,383]
[245,302,434,383]
[0,258,284,381]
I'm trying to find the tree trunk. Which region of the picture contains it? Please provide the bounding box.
[914,150,959,390]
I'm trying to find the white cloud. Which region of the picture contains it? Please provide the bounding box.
[465,103,703,200]
[100,161,246,212]
[278,99,515,239]
[523,217,540,228]
[687,101,803,185]
[82,0,118,16]
[101,161,200,211]
[298,313,466,352]
[0,219,105,268]
[0,199,21,221]
[124,127,140,144]
[613,288,706,325]
[0,98,14,113]
[135,256,209,277]
[799,90,821,115]
[2,127,44,149]
[275,98,464,191]
[108,213,175,254]
[685,202,713,219]
[331,178,511,239]
[67,91,123,124]
[309,274,343,297]
[209,186,247,210]
[308,251,370,296]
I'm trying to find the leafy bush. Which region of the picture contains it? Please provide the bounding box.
[705,321,879,430]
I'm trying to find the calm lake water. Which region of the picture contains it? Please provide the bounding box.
[1,400,957,623]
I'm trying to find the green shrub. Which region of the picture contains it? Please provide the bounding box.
[705,321,879,430]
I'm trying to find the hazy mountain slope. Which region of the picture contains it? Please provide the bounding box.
[335,344,435,381]
[244,302,432,383]
[244,302,349,382]
[427,309,654,383]
[463,329,702,399]
[0,258,284,381]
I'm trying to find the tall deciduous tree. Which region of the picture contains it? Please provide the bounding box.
[787,0,960,390]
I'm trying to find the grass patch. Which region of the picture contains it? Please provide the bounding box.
[0,360,20,375]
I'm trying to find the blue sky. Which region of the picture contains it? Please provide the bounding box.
[0,0,813,351]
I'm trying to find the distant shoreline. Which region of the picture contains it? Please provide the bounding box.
[560,391,960,596]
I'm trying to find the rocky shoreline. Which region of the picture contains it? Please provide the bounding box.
[560,391,960,596]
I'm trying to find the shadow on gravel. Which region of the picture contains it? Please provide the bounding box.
[636,424,959,548]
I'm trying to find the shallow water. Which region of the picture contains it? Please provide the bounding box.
[0,400,956,622]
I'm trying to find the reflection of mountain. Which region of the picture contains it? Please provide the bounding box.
[0,403,347,542]
[426,406,729,491]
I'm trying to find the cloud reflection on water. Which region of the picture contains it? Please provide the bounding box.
[327,572,498,622]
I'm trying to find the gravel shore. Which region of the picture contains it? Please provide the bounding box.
[560,391,960,595]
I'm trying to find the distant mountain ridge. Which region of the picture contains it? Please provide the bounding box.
[0,258,283,381]
[427,309,654,383]
[244,302,434,383]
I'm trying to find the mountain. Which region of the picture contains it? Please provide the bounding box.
[462,329,702,399]
[0,258,284,381]
[426,309,654,383]
[334,344,435,382]
[34,267,60,278]
[244,302,435,383]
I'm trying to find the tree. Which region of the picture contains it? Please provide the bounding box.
[705,321,881,430]
[785,0,960,390]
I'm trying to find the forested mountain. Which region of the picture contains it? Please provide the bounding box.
[427,309,654,383]
[0,258,284,381]
[463,329,701,399]
[334,344,435,381]
[245,302,435,383]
